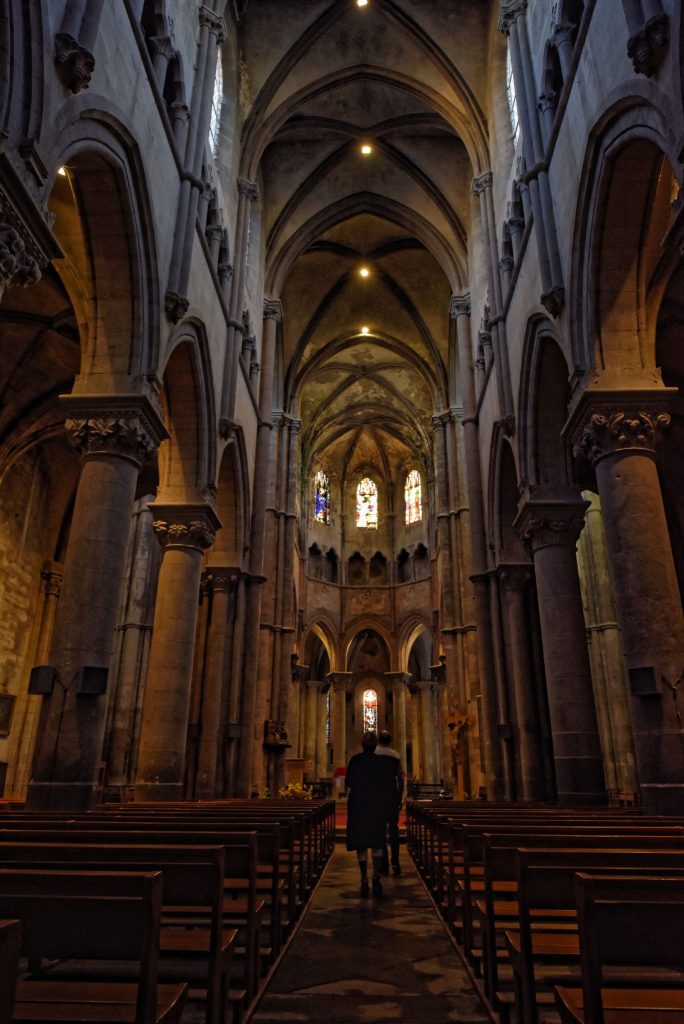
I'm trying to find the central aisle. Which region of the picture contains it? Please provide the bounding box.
[250,846,490,1023]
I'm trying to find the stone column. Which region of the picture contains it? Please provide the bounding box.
[5,563,63,799]
[27,395,167,811]
[415,682,437,783]
[384,672,409,771]
[498,564,546,801]
[568,394,684,812]
[135,503,220,801]
[328,672,351,798]
[317,685,330,780]
[515,496,607,803]
[451,293,505,797]
[301,681,320,779]
[54,0,105,93]
[552,21,577,78]
[195,566,238,799]
[408,685,421,780]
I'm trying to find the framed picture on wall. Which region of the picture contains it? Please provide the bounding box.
[0,694,15,737]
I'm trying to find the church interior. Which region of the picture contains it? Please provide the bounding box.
[0,0,684,1020]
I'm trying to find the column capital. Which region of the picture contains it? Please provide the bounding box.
[498,0,527,34]
[551,21,576,47]
[514,497,589,553]
[326,671,352,692]
[537,90,557,114]
[498,562,533,593]
[564,389,675,466]
[499,255,514,274]
[449,293,471,319]
[150,502,221,553]
[431,411,450,430]
[62,393,169,467]
[384,671,411,690]
[199,5,226,41]
[202,565,240,592]
[237,177,259,202]
[54,33,95,93]
[508,215,525,237]
[471,171,493,196]
[41,559,64,598]
[263,298,283,322]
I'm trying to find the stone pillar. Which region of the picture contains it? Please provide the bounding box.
[568,394,684,812]
[515,496,607,803]
[236,299,280,796]
[451,293,505,797]
[54,0,105,93]
[135,503,220,801]
[5,563,63,799]
[552,21,576,78]
[384,672,409,771]
[317,685,330,780]
[408,685,421,780]
[195,566,237,799]
[498,564,546,801]
[415,681,437,783]
[328,672,351,798]
[301,681,320,779]
[27,395,167,811]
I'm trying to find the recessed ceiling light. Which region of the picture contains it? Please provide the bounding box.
[360,144,373,155]
[57,166,67,176]
[359,266,370,278]
[357,0,368,6]
[361,326,370,335]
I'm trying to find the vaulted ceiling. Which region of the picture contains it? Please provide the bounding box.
[238,0,496,481]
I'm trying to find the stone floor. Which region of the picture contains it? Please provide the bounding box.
[248,846,490,1024]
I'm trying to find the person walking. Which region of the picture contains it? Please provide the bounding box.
[375,728,404,875]
[345,731,399,897]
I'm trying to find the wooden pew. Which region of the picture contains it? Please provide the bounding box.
[0,869,187,1024]
[0,919,20,1024]
[555,873,684,1024]
[506,850,684,1024]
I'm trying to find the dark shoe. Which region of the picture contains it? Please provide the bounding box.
[360,880,369,897]
[392,864,401,876]
[372,877,383,897]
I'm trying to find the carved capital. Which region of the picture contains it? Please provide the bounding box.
[449,293,471,319]
[508,215,525,237]
[41,561,64,599]
[150,502,221,553]
[263,298,283,322]
[552,21,576,48]
[514,498,589,553]
[54,33,95,93]
[498,564,532,593]
[499,255,514,274]
[627,14,669,76]
[537,90,557,114]
[472,171,493,196]
[0,224,41,296]
[203,566,239,592]
[237,177,259,202]
[575,408,671,464]
[498,0,528,34]
[148,35,175,62]
[199,6,226,41]
[62,394,168,466]
[164,290,189,324]
[541,285,565,318]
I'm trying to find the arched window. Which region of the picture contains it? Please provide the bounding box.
[314,470,330,525]
[325,688,331,744]
[208,54,223,155]
[404,469,422,525]
[356,477,378,529]
[362,689,378,732]
[506,45,520,146]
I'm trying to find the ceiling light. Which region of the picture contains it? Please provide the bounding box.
[360,144,373,155]
[361,326,370,335]
[57,166,67,176]
[359,266,370,278]
[357,0,368,6]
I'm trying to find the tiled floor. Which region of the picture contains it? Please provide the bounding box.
[248,846,490,1024]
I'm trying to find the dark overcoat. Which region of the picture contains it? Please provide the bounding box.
[345,749,399,851]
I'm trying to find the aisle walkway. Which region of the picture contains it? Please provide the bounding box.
[250,847,490,1024]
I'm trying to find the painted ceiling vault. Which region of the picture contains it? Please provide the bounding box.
[239,0,494,483]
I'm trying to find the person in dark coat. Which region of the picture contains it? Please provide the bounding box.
[345,730,399,896]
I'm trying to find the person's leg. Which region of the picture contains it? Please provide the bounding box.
[357,850,369,896]
[371,848,384,895]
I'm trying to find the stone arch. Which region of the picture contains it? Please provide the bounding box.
[570,97,680,372]
[488,428,527,563]
[398,619,433,674]
[518,317,573,491]
[344,622,393,672]
[212,435,247,566]
[302,618,340,674]
[157,323,215,499]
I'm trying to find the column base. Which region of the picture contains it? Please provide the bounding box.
[25,781,97,812]
[134,781,184,802]
[640,784,684,815]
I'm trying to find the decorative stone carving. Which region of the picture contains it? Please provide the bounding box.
[515,499,589,553]
[164,290,190,324]
[449,293,471,319]
[62,394,168,466]
[537,91,557,115]
[0,225,41,295]
[499,255,514,275]
[498,0,528,34]
[202,567,238,592]
[498,565,532,592]
[541,284,565,318]
[237,177,259,202]
[263,298,283,322]
[199,6,226,42]
[151,504,220,552]
[263,719,290,749]
[575,409,671,465]
[471,171,493,196]
[54,33,95,93]
[551,21,576,49]
[627,13,669,76]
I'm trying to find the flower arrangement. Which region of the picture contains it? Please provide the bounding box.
[278,781,313,800]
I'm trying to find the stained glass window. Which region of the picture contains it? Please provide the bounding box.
[405,469,422,525]
[363,689,378,732]
[356,477,378,529]
[209,56,223,155]
[314,471,330,524]
[506,45,520,146]
[325,688,331,744]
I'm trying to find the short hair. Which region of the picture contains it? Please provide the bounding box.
[378,729,391,746]
[362,731,378,751]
